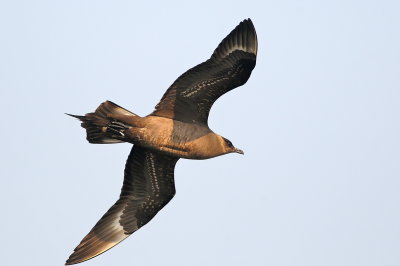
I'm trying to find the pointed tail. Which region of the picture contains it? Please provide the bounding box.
[67,101,137,144]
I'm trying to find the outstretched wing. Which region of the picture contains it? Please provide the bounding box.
[151,18,257,125]
[65,146,179,265]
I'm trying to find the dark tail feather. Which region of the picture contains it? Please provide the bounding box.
[67,101,136,144]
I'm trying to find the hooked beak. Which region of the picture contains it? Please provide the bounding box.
[234,148,244,155]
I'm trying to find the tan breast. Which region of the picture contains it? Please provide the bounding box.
[124,116,227,159]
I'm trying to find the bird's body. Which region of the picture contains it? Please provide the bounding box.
[66,18,257,265]
[128,116,227,159]
[99,112,230,159]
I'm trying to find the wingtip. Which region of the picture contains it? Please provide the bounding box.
[65,259,85,265]
[65,251,81,265]
[211,18,258,60]
[240,18,258,55]
[242,18,254,26]
[65,257,76,265]
[65,255,87,266]
[64,251,91,265]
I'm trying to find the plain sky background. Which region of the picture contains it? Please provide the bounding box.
[1,1,399,266]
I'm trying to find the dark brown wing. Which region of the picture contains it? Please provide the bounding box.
[65,146,179,265]
[151,18,257,125]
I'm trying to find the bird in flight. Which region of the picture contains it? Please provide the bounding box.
[66,18,257,265]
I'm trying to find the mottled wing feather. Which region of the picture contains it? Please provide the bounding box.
[151,18,257,124]
[65,147,178,265]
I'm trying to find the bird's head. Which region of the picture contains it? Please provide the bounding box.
[222,137,244,155]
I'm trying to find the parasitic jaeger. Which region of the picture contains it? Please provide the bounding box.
[66,18,257,265]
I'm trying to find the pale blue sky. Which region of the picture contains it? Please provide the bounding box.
[1,1,399,266]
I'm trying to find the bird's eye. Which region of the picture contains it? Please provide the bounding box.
[223,138,233,147]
